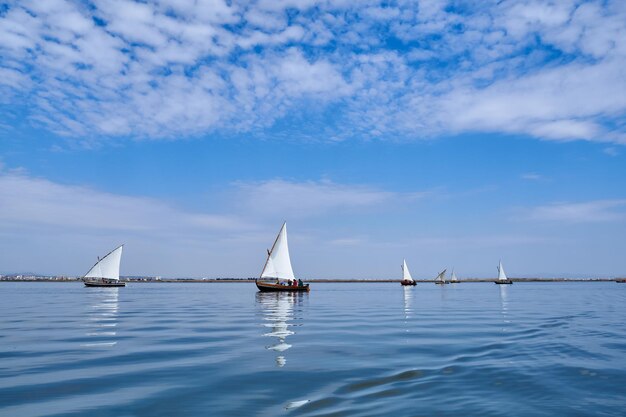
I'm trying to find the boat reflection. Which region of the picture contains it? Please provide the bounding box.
[403,286,413,320]
[439,282,449,301]
[256,291,305,367]
[83,287,119,347]
[499,284,510,331]
[499,284,508,311]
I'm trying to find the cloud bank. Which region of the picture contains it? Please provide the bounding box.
[528,200,626,223]
[0,170,432,275]
[1,169,623,277]
[1,0,625,143]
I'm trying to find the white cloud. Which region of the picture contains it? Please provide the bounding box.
[272,48,348,96]
[0,0,625,143]
[1,167,623,277]
[0,171,248,237]
[329,237,366,246]
[527,200,626,222]
[0,170,437,276]
[521,173,542,181]
[435,58,626,142]
[362,6,401,20]
[233,178,426,218]
[0,169,264,276]
[0,169,429,236]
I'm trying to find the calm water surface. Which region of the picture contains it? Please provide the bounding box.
[1,282,625,416]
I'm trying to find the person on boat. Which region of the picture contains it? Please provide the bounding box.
[298,279,303,287]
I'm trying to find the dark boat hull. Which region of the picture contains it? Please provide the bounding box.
[494,280,513,285]
[256,281,310,292]
[401,280,416,286]
[84,281,126,287]
[435,282,447,285]
[616,279,626,283]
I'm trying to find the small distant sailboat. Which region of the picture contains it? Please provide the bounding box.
[400,259,416,286]
[450,268,459,283]
[435,269,447,284]
[256,223,310,292]
[83,245,125,287]
[495,260,513,284]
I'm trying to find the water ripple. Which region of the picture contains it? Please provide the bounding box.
[1,282,625,417]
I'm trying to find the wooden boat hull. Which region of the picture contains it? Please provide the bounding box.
[494,280,513,285]
[84,281,126,287]
[400,280,416,286]
[256,281,310,292]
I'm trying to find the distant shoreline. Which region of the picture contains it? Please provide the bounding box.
[1,278,623,283]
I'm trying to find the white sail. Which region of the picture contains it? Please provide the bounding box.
[451,268,458,282]
[402,259,414,282]
[498,260,508,281]
[84,245,123,280]
[260,223,295,281]
[436,269,447,282]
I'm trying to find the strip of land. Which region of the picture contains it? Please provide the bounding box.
[1,276,623,283]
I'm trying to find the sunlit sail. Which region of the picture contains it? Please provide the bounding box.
[435,268,447,285]
[83,245,125,287]
[400,259,416,286]
[450,268,458,283]
[256,223,310,292]
[495,260,513,285]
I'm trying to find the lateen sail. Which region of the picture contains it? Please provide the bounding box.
[84,245,123,280]
[436,269,447,282]
[451,268,458,282]
[498,260,507,281]
[261,223,295,281]
[402,259,414,282]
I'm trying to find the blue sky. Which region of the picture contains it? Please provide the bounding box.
[0,0,625,278]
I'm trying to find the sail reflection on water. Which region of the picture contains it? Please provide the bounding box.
[403,286,413,320]
[499,284,510,330]
[83,287,119,347]
[256,292,305,367]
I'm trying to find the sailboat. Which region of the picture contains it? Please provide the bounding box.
[495,260,513,284]
[83,245,125,287]
[434,268,447,284]
[450,268,459,283]
[400,259,416,286]
[256,223,310,292]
